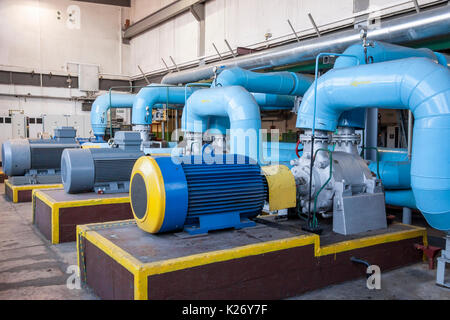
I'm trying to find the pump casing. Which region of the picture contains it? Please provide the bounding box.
[290,128,386,235]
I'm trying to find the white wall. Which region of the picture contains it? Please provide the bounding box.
[0,84,86,117]
[0,0,129,75]
[0,0,131,131]
[130,0,440,77]
[129,0,198,77]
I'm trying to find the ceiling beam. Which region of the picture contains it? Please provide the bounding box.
[74,0,130,7]
[123,0,209,40]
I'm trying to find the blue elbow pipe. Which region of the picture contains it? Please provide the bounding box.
[213,67,313,96]
[132,85,197,125]
[91,93,136,137]
[369,147,411,189]
[297,57,450,231]
[182,86,261,162]
[385,190,417,209]
[335,41,447,129]
[369,160,411,190]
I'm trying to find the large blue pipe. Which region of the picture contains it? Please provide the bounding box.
[377,147,409,162]
[182,86,261,162]
[296,57,450,231]
[132,85,197,125]
[213,67,313,96]
[91,93,135,137]
[334,41,443,69]
[181,93,293,138]
[385,190,417,209]
[368,147,414,208]
[251,93,295,110]
[368,147,411,189]
[335,41,448,129]
[369,160,411,190]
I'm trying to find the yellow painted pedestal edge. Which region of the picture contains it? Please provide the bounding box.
[76,221,427,300]
[32,189,129,244]
[6,180,62,203]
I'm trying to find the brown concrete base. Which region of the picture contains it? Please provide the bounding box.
[0,172,7,183]
[5,180,62,203]
[77,217,427,300]
[33,188,133,244]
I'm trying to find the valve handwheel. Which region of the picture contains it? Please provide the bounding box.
[295,139,303,158]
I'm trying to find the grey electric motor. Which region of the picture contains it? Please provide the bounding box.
[61,131,144,194]
[2,127,80,185]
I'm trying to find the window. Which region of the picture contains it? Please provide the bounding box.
[29,118,35,124]
[36,118,42,124]
[0,118,3,124]
[5,117,11,124]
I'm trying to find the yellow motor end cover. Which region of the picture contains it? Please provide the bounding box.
[129,156,166,233]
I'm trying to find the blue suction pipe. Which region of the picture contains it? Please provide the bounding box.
[182,86,261,162]
[132,85,199,126]
[385,190,417,210]
[91,93,136,139]
[296,57,450,231]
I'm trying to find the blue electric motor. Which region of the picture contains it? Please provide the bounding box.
[61,131,144,194]
[130,154,268,235]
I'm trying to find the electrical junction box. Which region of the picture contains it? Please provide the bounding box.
[386,126,400,148]
[152,109,166,122]
[78,64,99,92]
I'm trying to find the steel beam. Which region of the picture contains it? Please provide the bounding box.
[74,0,130,7]
[191,3,206,57]
[123,0,209,40]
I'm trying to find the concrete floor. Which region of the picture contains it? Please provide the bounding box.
[0,184,449,300]
[0,187,98,300]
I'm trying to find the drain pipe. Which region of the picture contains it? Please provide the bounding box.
[296,57,450,231]
[91,93,136,139]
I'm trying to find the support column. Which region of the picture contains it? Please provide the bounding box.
[365,108,378,161]
[402,207,412,225]
[190,3,205,57]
